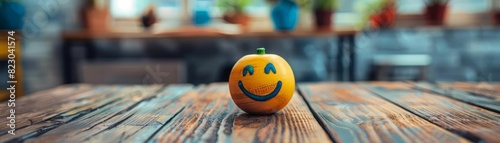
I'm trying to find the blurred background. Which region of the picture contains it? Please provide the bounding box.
[1,0,500,97]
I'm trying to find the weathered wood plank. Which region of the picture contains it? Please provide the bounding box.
[151,83,331,143]
[20,85,169,143]
[439,82,500,100]
[0,84,92,115]
[69,85,195,143]
[364,82,500,143]
[0,84,102,134]
[2,85,165,142]
[412,82,500,113]
[299,83,469,143]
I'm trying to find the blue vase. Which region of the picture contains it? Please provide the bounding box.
[192,0,212,26]
[0,2,25,30]
[271,0,299,31]
[193,10,211,26]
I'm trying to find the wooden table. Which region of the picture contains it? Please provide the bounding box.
[1,82,499,143]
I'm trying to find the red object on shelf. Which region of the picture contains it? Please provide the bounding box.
[223,13,251,26]
[370,5,395,28]
[425,3,448,25]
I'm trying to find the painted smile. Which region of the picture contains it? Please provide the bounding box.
[238,80,282,101]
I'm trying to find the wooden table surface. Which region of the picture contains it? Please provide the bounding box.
[1,82,499,143]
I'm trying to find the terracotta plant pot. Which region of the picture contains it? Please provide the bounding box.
[81,8,110,32]
[314,10,333,31]
[370,5,395,29]
[493,11,500,25]
[424,4,448,25]
[223,13,251,26]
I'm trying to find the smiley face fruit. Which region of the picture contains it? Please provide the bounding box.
[229,48,295,114]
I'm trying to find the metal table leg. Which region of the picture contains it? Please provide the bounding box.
[348,35,356,81]
[337,36,345,81]
[62,40,74,84]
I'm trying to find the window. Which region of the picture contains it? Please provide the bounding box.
[157,0,183,19]
[110,0,153,18]
[397,0,489,14]
[110,0,269,19]
[449,0,489,13]
[108,0,494,26]
[190,0,269,18]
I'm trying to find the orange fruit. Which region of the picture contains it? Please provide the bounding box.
[229,48,295,114]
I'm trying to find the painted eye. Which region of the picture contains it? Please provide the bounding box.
[243,65,254,76]
[264,63,277,74]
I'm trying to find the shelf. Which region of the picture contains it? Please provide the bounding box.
[62,26,358,40]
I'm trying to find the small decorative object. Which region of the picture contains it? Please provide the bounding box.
[360,0,395,29]
[494,11,500,25]
[270,0,299,31]
[424,0,448,25]
[218,0,253,26]
[81,0,110,32]
[229,48,295,114]
[0,0,25,30]
[141,6,157,28]
[491,0,500,25]
[193,10,211,26]
[192,0,212,26]
[313,0,338,30]
[268,0,312,31]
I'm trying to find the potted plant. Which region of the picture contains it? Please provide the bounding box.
[491,0,500,25]
[313,0,338,31]
[493,10,500,26]
[81,0,110,32]
[424,0,449,25]
[360,0,396,29]
[0,0,25,30]
[217,0,253,26]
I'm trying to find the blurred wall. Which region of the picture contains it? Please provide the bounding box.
[356,28,500,82]
[20,0,84,94]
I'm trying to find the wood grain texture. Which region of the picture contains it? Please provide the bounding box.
[299,83,469,143]
[364,82,500,143]
[2,85,167,142]
[20,85,178,143]
[412,82,500,113]
[0,84,97,134]
[74,85,195,143]
[151,83,331,143]
[439,82,500,100]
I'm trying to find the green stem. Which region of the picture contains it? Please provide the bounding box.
[257,48,266,55]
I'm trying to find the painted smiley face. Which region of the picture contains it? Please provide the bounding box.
[238,63,281,101]
[229,48,295,114]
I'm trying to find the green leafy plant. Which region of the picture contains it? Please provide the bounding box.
[425,0,449,5]
[217,0,253,14]
[267,0,312,9]
[314,0,338,11]
[360,0,394,15]
[297,0,313,9]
